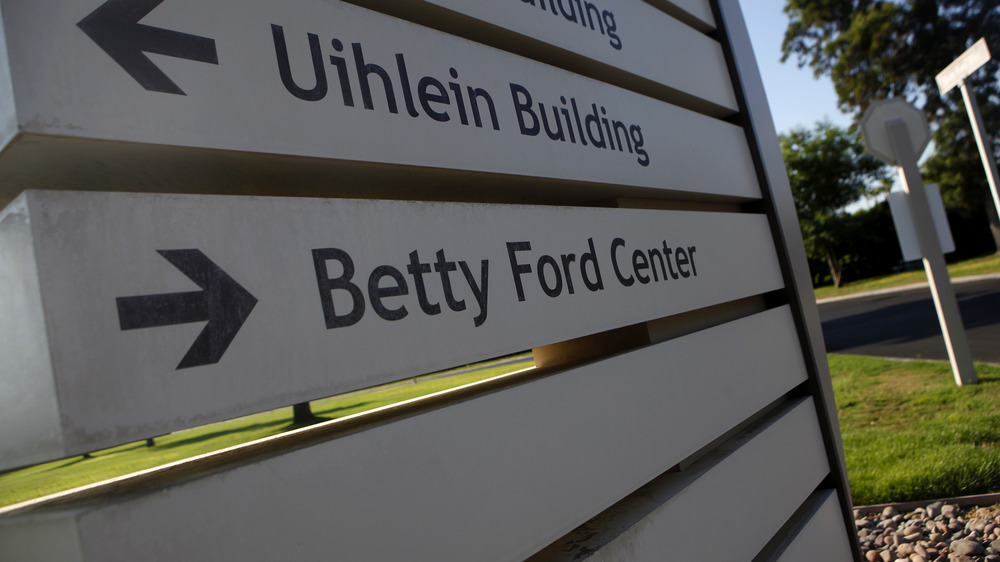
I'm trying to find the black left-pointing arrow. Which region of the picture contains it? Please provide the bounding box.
[78,0,218,95]
[116,250,257,370]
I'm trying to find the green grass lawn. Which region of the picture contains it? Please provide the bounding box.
[814,253,1000,301]
[831,354,1000,506]
[5,350,1000,510]
[0,355,533,508]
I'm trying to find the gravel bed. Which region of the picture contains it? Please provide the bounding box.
[855,501,1000,561]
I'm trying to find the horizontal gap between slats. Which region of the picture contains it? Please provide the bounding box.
[0,135,761,212]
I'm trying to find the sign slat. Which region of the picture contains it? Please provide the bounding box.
[0,0,757,202]
[775,491,856,562]
[373,0,738,114]
[531,399,831,561]
[0,306,809,561]
[0,190,785,469]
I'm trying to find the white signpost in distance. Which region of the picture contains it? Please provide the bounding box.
[861,99,978,386]
[935,38,1000,232]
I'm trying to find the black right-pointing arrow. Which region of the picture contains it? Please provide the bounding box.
[116,250,257,370]
[78,0,219,95]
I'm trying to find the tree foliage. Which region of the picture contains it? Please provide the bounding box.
[782,0,1000,253]
[782,0,1000,119]
[781,121,891,286]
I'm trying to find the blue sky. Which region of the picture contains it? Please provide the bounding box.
[738,0,853,134]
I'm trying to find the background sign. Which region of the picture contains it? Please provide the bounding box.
[888,184,955,261]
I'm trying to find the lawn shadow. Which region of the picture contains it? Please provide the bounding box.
[150,400,378,451]
[310,400,376,419]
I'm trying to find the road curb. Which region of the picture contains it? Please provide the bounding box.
[854,492,1000,516]
[816,272,1000,304]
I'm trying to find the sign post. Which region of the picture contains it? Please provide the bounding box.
[935,38,1000,225]
[861,99,977,386]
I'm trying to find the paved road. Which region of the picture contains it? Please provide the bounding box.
[817,276,1000,364]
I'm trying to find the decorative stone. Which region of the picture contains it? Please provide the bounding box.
[928,502,943,519]
[856,502,1000,562]
[951,539,985,556]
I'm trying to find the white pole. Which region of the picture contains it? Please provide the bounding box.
[887,119,978,385]
[959,77,1000,223]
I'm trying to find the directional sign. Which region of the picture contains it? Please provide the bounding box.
[0,190,785,470]
[0,0,759,206]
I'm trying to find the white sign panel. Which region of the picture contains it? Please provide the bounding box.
[0,308,809,562]
[392,0,738,114]
[0,190,785,469]
[936,38,992,95]
[535,399,830,561]
[0,0,757,201]
[888,184,955,261]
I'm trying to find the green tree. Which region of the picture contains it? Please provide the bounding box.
[781,0,1000,252]
[781,121,891,286]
